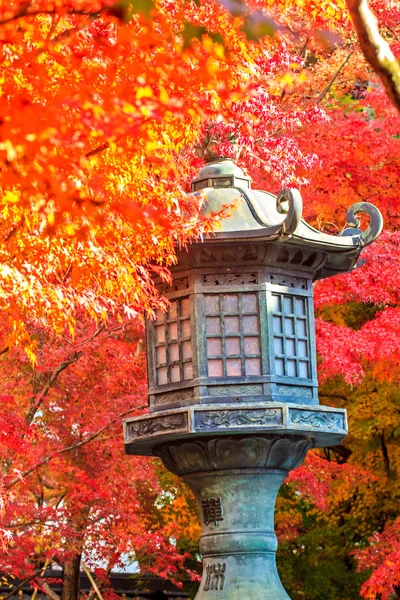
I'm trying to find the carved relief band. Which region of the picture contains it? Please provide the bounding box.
[126,413,188,440]
[203,273,258,286]
[158,277,189,293]
[154,389,194,406]
[195,408,282,431]
[289,409,345,430]
[125,403,347,455]
[276,385,312,399]
[208,385,263,398]
[268,273,308,290]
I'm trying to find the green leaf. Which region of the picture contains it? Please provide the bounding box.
[108,0,154,21]
[242,12,279,41]
[181,23,208,47]
[181,23,224,48]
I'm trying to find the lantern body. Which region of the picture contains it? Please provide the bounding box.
[147,260,317,413]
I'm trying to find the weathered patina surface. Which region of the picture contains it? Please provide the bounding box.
[124,157,382,599]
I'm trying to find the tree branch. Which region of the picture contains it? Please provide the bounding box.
[1,568,46,600]
[380,432,391,478]
[36,579,60,600]
[25,351,82,425]
[331,445,353,462]
[383,23,400,43]
[319,393,349,402]
[63,324,106,348]
[85,567,111,600]
[5,406,146,490]
[0,8,102,27]
[0,8,55,25]
[346,0,400,112]
[74,323,106,347]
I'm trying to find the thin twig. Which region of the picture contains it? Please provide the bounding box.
[0,9,55,25]
[318,51,354,102]
[31,560,51,600]
[383,23,400,42]
[299,37,309,58]
[46,14,60,41]
[74,323,106,347]
[61,264,72,284]
[86,568,111,600]
[85,143,110,158]
[82,565,103,600]
[47,11,100,47]
[319,393,349,402]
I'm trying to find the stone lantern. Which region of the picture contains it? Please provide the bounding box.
[124,156,382,599]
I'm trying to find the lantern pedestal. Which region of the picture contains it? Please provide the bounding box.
[189,468,290,600]
[155,434,312,600]
[125,406,347,599]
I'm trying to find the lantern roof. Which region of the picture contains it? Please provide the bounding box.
[188,158,383,278]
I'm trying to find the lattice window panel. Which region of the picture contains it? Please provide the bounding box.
[271,293,310,379]
[154,297,192,385]
[205,293,261,378]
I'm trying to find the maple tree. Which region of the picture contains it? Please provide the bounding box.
[0,315,202,600]
[1,0,400,599]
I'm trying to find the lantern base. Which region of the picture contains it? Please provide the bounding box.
[155,434,313,600]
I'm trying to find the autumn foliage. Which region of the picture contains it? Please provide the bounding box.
[1,0,400,599]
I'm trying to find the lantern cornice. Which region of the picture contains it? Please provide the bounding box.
[190,158,383,256]
[188,158,383,280]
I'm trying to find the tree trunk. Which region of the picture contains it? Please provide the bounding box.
[346,0,400,113]
[61,555,81,600]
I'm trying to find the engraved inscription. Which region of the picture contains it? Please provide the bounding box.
[201,497,224,526]
[269,273,307,289]
[127,414,187,438]
[204,563,226,591]
[277,385,312,398]
[290,410,342,429]
[155,389,194,406]
[208,385,263,397]
[196,409,280,430]
[203,272,258,286]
